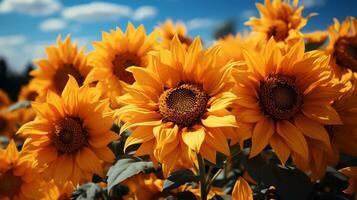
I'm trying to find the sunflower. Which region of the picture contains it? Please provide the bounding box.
[115,36,237,176]
[16,82,41,125]
[85,22,157,106]
[339,167,357,200]
[303,31,328,44]
[215,32,258,65]
[155,19,192,49]
[122,172,223,200]
[18,81,40,102]
[232,177,253,200]
[41,180,74,200]
[31,35,92,97]
[231,38,343,178]
[245,0,314,50]
[18,76,119,185]
[325,17,357,78]
[0,140,47,199]
[0,89,11,109]
[327,78,357,165]
[0,109,17,138]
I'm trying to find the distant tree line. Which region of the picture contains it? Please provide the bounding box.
[0,58,34,101]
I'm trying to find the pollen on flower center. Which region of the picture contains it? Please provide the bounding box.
[51,117,87,153]
[259,74,303,120]
[159,84,208,127]
[53,64,84,93]
[0,116,7,131]
[334,36,357,71]
[112,52,142,84]
[0,169,22,196]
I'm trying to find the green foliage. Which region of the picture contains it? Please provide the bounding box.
[106,158,155,193]
[163,169,199,192]
[71,183,106,200]
[6,101,30,112]
[240,149,313,200]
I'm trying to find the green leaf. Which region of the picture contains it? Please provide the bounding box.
[163,169,199,192]
[6,101,30,112]
[71,183,104,200]
[305,41,326,52]
[106,158,154,193]
[240,149,313,200]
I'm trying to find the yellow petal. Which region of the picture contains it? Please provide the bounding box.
[124,126,154,151]
[76,147,103,176]
[250,117,274,158]
[199,143,216,164]
[54,154,73,185]
[302,104,342,125]
[232,177,253,200]
[201,115,237,128]
[269,134,291,164]
[205,128,230,156]
[294,115,331,149]
[181,126,205,152]
[61,75,79,115]
[277,120,309,162]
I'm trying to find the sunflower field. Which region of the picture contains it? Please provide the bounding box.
[1,0,357,199]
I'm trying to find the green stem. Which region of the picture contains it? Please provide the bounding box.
[207,168,223,192]
[197,154,207,200]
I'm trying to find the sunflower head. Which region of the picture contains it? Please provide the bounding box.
[326,17,357,77]
[216,32,261,65]
[31,35,91,97]
[326,79,357,165]
[85,22,157,105]
[0,89,11,109]
[18,81,40,102]
[0,140,47,199]
[18,76,119,185]
[245,0,314,48]
[232,38,343,178]
[116,35,238,176]
[155,19,192,49]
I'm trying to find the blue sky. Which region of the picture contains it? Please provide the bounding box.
[0,0,356,73]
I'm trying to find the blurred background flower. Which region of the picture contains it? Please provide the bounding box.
[0,0,356,76]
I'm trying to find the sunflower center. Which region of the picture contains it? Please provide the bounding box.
[53,64,84,94]
[0,116,7,131]
[0,168,23,197]
[159,84,208,127]
[259,74,303,120]
[334,36,357,71]
[26,91,39,101]
[112,52,142,84]
[267,21,289,42]
[51,117,87,153]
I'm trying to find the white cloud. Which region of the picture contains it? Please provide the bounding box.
[0,35,26,46]
[39,18,67,31]
[0,36,96,73]
[62,2,132,22]
[133,6,157,21]
[240,9,257,20]
[186,18,218,30]
[300,0,326,8]
[0,0,61,16]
